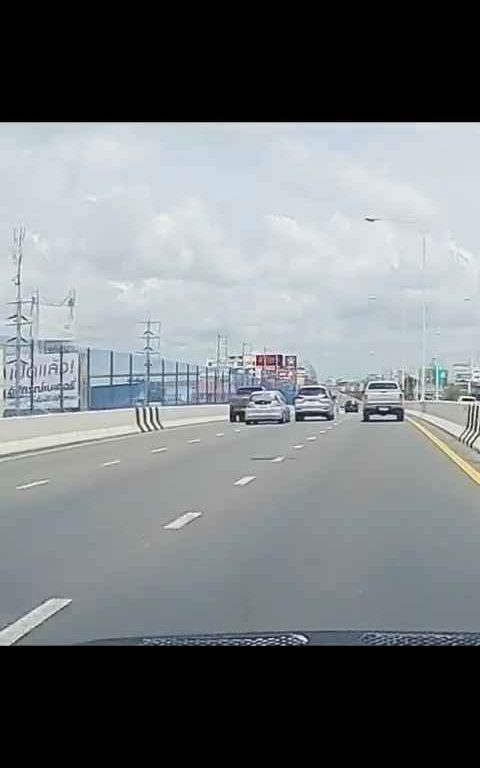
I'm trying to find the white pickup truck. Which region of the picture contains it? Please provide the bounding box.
[362,380,404,422]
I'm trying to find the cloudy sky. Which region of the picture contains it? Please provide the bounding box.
[1,121,480,378]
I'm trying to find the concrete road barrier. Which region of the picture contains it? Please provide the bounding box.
[406,401,480,451]
[407,401,471,427]
[0,404,229,457]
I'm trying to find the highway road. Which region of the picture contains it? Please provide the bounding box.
[3,410,480,643]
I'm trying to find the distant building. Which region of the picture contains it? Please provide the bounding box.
[451,362,471,385]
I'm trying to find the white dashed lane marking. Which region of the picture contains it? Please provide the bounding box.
[187,439,201,444]
[271,456,285,463]
[234,429,241,433]
[319,430,327,434]
[16,479,50,490]
[164,511,203,530]
[0,598,72,646]
[151,447,168,453]
[216,433,225,437]
[234,475,256,486]
[306,436,317,441]
[101,460,120,467]
[293,445,304,450]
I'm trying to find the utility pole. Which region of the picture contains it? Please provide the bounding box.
[5,226,31,416]
[215,334,228,369]
[420,233,427,402]
[138,319,161,406]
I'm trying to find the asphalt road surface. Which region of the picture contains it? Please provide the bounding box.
[2,410,480,644]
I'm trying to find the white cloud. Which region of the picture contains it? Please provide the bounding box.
[1,123,480,376]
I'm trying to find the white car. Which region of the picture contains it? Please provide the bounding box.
[245,390,291,425]
[457,395,476,403]
[294,385,335,421]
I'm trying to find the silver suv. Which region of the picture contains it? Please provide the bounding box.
[294,385,334,422]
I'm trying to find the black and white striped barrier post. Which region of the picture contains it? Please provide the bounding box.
[460,403,480,448]
[459,404,473,443]
[152,406,164,430]
[466,403,480,448]
[135,406,164,433]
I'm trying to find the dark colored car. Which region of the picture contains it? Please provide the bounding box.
[344,399,359,413]
[229,386,265,422]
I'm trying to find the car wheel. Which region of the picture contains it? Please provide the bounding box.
[245,420,253,425]
[397,412,404,422]
[363,413,369,422]
[295,414,303,422]
[229,412,236,422]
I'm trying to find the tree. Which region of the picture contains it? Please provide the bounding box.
[443,384,465,401]
[303,361,318,384]
[404,375,417,400]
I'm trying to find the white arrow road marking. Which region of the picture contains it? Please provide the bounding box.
[164,511,203,530]
[16,479,50,490]
[0,598,72,646]
[234,475,256,486]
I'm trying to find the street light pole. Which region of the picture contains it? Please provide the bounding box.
[365,217,428,402]
[420,233,427,402]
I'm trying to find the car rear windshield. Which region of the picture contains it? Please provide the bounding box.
[298,388,327,397]
[250,393,275,403]
[367,382,399,390]
[237,387,263,395]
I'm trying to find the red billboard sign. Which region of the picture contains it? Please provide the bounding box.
[256,354,283,369]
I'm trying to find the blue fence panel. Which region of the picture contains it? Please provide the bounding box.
[90,383,144,410]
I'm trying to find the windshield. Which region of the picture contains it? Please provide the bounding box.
[3,122,480,646]
[250,392,276,403]
[298,387,328,397]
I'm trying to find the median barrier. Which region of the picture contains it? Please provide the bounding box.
[407,401,470,427]
[406,401,480,450]
[0,404,228,456]
[135,406,164,432]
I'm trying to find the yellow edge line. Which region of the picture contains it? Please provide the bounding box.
[407,416,480,487]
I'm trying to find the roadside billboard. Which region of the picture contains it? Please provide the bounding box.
[0,345,5,416]
[4,352,79,411]
[256,354,283,369]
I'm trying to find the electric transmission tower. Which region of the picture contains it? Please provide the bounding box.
[138,319,161,406]
[5,226,32,415]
